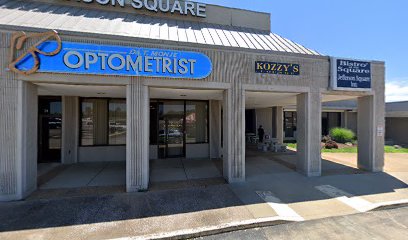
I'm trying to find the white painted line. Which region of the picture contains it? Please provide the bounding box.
[256,191,304,221]
[109,194,408,240]
[315,185,374,212]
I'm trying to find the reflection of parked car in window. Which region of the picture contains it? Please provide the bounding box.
[48,117,62,129]
[159,129,182,137]
[168,129,182,137]
[109,122,126,133]
[82,118,93,126]
[159,129,183,144]
[159,129,166,137]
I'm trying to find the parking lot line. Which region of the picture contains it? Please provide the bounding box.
[315,185,373,212]
[256,191,304,221]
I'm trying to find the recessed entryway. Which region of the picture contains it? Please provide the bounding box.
[38,96,62,163]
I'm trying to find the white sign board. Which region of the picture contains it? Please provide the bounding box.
[377,126,384,137]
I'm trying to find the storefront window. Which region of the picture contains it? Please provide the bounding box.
[81,100,95,146]
[149,100,209,148]
[80,98,126,146]
[109,100,127,145]
[186,101,208,144]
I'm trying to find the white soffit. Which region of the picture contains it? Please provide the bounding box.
[245,92,298,108]
[246,92,359,109]
[37,83,126,98]
[322,95,358,102]
[150,87,224,100]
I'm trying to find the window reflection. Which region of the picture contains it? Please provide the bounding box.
[48,101,62,150]
[81,100,95,146]
[186,101,208,143]
[80,98,126,146]
[109,100,126,145]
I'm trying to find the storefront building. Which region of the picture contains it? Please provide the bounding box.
[385,101,408,146]
[0,0,385,201]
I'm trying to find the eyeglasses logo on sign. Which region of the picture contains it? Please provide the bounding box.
[8,30,62,75]
[8,31,212,79]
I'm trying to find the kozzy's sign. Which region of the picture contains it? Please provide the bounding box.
[331,58,371,91]
[9,31,212,79]
[255,61,300,76]
[68,0,207,18]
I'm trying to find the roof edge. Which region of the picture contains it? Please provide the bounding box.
[27,0,271,31]
[0,24,328,60]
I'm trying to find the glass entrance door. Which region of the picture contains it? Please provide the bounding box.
[38,97,62,163]
[284,111,297,138]
[158,101,185,158]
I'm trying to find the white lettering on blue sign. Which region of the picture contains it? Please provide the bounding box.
[331,57,372,91]
[63,51,197,75]
[14,41,212,79]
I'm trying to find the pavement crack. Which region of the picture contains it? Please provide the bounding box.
[181,158,189,180]
[86,163,109,186]
[385,211,407,229]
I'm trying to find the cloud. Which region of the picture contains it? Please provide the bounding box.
[386,78,408,102]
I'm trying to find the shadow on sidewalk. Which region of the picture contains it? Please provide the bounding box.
[0,149,407,233]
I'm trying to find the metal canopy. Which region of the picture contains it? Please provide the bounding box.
[0,0,320,56]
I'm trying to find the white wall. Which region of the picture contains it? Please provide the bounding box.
[210,100,222,159]
[0,80,38,201]
[256,108,273,137]
[346,112,358,134]
[186,144,209,159]
[78,146,126,162]
[149,145,158,160]
[386,118,408,146]
[62,96,79,164]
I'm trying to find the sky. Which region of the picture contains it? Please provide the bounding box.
[199,0,408,102]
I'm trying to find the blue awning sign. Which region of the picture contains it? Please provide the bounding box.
[14,41,212,79]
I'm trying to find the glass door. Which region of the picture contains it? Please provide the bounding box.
[284,111,297,138]
[158,101,185,158]
[38,97,62,163]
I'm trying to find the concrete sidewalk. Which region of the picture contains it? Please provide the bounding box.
[1,175,407,239]
[37,159,222,191]
[322,153,408,173]
[1,153,407,240]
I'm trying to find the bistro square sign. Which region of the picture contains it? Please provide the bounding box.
[331,57,372,91]
[255,61,300,76]
[9,31,212,79]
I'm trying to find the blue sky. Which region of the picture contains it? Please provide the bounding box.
[199,0,408,102]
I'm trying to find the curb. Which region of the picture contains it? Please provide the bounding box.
[369,199,408,211]
[111,200,408,240]
[112,216,303,240]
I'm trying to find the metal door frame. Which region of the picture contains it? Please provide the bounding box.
[38,96,62,163]
[157,100,186,159]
